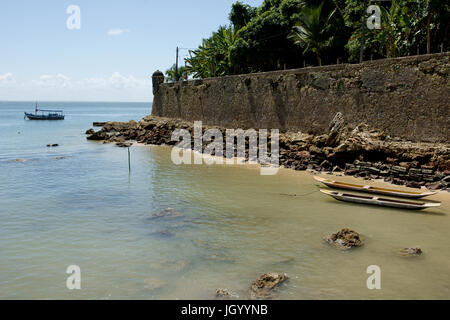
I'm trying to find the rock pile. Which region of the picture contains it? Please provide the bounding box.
[85,114,450,191]
[325,228,363,250]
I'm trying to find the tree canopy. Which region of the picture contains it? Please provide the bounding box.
[178,0,449,79]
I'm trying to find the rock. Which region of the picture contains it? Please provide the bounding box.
[209,253,234,263]
[163,259,190,272]
[215,288,238,300]
[325,228,363,250]
[93,122,106,127]
[149,259,190,272]
[332,165,343,173]
[426,182,445,191]
[150,208,184,219]
[442,175,450,184]
[397,248,422,257]
[144,277,165,290]
[296,150,310,159]
[150,229,173,237]
[392,178,405,185]
[320,160,332,170]
[345,169,359,176]
[250,273,288,299]
[87,131,108,141]
[46,143,59,147]
[405,181,422,189]
[85,128,95,135]
[13,158,27,163]
[327,112,346,146]
[116,142,132,148]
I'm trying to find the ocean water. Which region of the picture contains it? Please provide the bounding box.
[0,101,449,300]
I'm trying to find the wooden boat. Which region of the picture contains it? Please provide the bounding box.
[320,189,441,210]
[24,103,64,120]
[314,176,436,199]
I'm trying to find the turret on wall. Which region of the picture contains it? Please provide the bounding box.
[152,70,165,115]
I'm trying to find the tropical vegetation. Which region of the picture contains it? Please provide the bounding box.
[168,0,449,80]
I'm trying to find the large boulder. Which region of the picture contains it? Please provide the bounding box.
[326,112,346,146]
[249,273,287,299]
[325,228,363,250]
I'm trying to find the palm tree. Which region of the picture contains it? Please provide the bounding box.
[165,64,189,82]
[289,2,336,66]
[185,25,239,78]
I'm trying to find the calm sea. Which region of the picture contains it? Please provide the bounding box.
[0,101,449,299]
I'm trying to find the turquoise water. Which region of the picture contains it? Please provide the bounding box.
[0,101,449,299]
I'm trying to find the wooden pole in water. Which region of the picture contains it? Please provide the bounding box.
[128,147,131,173]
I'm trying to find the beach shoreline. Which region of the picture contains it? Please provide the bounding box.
[85,115,450,193]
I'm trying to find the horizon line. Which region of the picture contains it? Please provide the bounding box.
[0,100,153,104]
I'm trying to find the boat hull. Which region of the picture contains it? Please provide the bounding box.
[314,176,436,199]
[24,113,64,120]
[320,189,441,210]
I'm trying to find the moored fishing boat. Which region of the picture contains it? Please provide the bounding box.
[314,176,436,199]
[24,103,65,120]
[320,189,441,210]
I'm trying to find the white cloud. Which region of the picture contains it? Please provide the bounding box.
[107,28,130,36]
[34,74,71,88]
[108,72,148,88]
[0,72,15,86]
[77,72,149,89]
[0,72,152,101]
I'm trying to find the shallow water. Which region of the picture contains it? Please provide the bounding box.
[0,101,449,299]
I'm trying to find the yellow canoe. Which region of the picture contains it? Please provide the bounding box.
[314,176,436,199]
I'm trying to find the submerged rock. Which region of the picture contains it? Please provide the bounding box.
[13,158,27,163]
[150,208,184,219]
[215,288,238,300]
[149,259,190,272]
[116,142,132,148]
[325,228,363,250]
[209,253,234,263]
[144,277,165,291]
[397,247,423,257]
[250,273,287,299]
[150,229,173,237]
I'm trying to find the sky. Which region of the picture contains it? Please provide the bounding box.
[0,0,263,102]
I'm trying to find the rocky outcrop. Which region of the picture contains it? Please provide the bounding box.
[249,273,287,299]
[86,114,450,191]
[325,228,363,250]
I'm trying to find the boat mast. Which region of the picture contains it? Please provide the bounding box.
[35,102,38,114]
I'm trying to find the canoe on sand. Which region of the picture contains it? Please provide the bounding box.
[314,176,436,199]
[320,189,441,210]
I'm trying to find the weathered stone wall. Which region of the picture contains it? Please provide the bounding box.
[152,53,450,143]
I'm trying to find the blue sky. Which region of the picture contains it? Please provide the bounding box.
[0,0,263,102]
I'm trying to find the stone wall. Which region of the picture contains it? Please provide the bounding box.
[152,53,450,143]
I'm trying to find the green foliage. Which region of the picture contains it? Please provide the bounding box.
[185,25,240,78]
[229,1,257,30]
[289,3,336,65]
[181,0,449,78]
[165,64,189,82]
